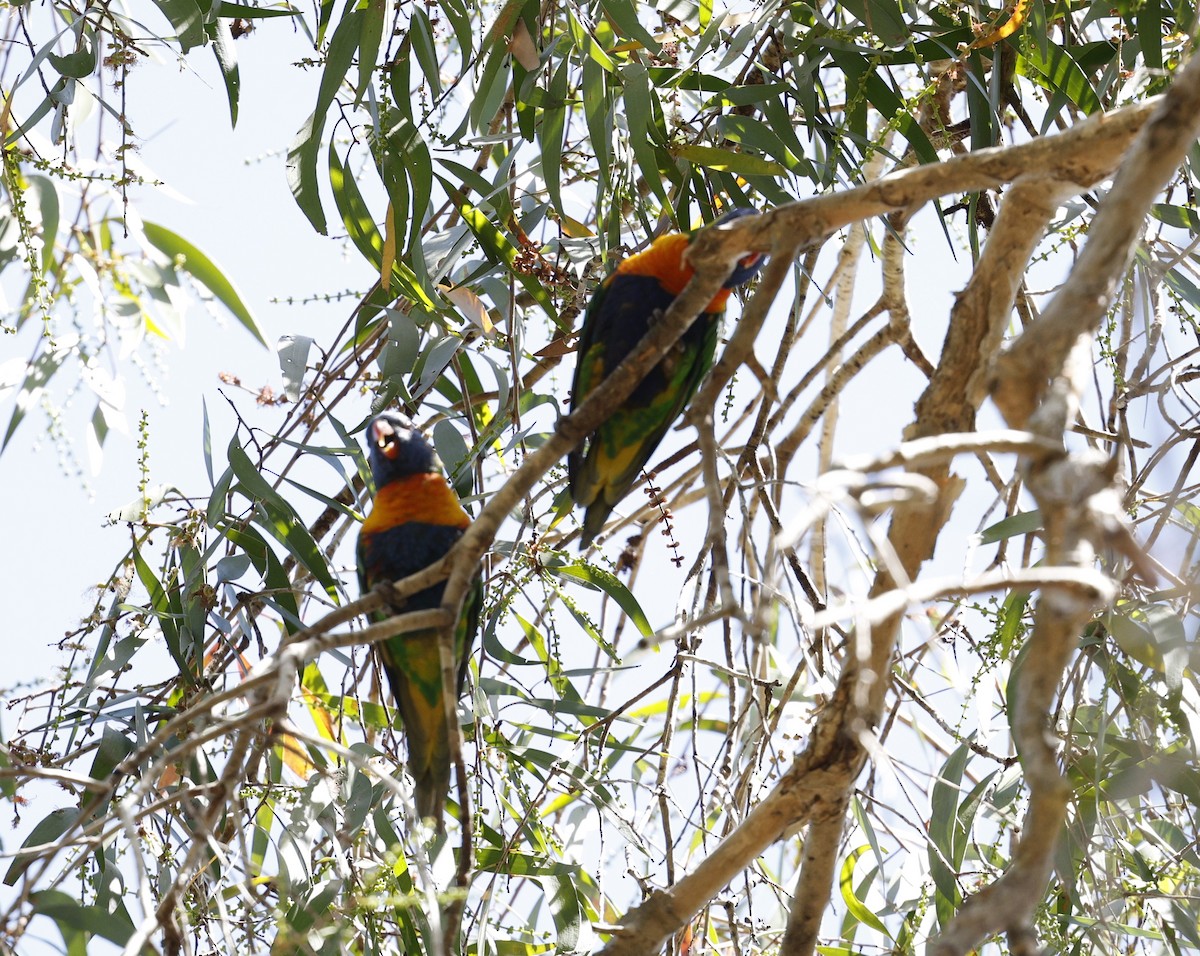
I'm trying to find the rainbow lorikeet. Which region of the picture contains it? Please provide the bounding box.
[568,208,766,546]
[357,411,483,826]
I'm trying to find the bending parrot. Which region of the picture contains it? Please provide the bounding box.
[357,411,482,827]
[568,208,766,546]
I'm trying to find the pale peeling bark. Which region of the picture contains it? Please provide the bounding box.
[929,51,1200,956]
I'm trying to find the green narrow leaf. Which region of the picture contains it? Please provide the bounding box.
[47,40,97,80]
[712,80,793,109]
[412,333,465,403]
[482,611,538,666]
[329,143,436,311]
[330,141,385,270]
[211,17,240,126]
[3,93,55,147]
[285,9,363,234]
[1027,0,1049,62]
[672,143,787,177]
[996,589,1030,657]
[1,337,70,453]
[515,612,571,697]
[1136,0,1163,71]
[432,418,472,500]
[549,561,654,639]
[1175,0,1198,33]
[454,196,562,326]
[286,106,328,232]
[10,22,75,96]
[1151,204,1200,230]
[543,874,584,950]
[979,509,1042,544]
[851,794,886,871]
[131,540,192,679]
[1018,42,1103,123]
[548,578,619,660]
[965,51,998,150]
[1164,265,1200,309]
[568,10,615,71]
[217,2,301,17]
[278,474,360,519]
[355,0,385,101]
[206,460,234,528]
[839,846,891,936]
[540,60,569,214]
[929,742,971,927]
[250,796,274,878]
[152,0,206,51]
[600,0,661,53]
[379,111,432,268]
[88,728,135,782]
[227,435,341,597]
[715,114,809,174]
[838,0,909,45]
[830,53,937,166]
[0,742,12,800]
[1105,602,1189,688]
[217,523,302,629]
[619,62,670,206]
[760,96,822,184]
[4,808,81,886]
[469,41,511,133]
[582,55,611,192]
[437,0,474,75]
[142,222,266,345]
[409,7,443,98]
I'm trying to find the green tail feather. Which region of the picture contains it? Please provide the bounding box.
[375,576,484,828]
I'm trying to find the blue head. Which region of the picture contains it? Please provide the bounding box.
[365,412,438,486]
[709,208,765,288]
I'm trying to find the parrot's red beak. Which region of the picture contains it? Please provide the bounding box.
[372,418,400,459]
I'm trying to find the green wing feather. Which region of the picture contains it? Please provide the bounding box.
[570,269,722,543]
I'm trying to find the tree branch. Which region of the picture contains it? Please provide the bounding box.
[931,51,1200,956]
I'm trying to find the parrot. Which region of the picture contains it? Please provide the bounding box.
[568,208,766,546]
[357,411,483,827]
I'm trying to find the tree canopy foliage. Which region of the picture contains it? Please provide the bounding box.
[2,0,1200,953]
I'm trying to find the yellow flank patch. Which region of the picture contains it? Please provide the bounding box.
[407,675,445,732]
[597,441,643,488]
[362,473,470,534]
[613,233,735,313]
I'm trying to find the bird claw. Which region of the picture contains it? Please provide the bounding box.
[374,580,407,611]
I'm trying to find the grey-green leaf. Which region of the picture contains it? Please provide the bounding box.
[285,9,363,235]
[142,221,267,346]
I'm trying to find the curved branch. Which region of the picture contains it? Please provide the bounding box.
[932,52,1200,956]
[991,58,1200,427]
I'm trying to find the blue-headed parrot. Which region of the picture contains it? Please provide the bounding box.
[568,208,766,546]
[357,411,483,827]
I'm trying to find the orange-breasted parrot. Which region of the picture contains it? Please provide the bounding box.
[568,208,766,546]
[357,411,482,827]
